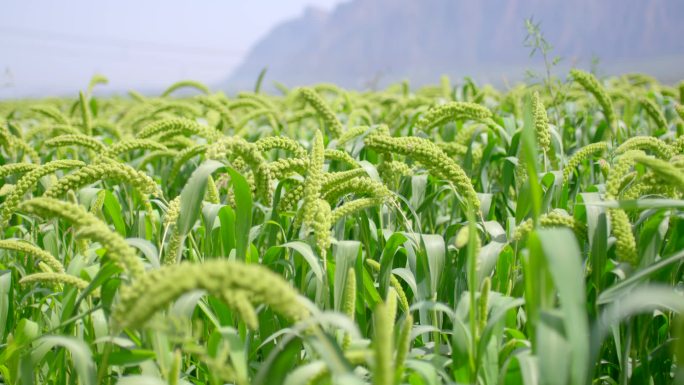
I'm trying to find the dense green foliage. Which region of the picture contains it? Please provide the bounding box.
[0,72,683,384]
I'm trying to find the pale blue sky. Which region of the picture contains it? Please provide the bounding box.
[0,0,343,98]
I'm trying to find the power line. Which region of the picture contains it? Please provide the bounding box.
[0,26,247,58]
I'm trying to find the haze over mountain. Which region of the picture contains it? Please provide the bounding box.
[226,0,684,90]
[0,0,342,99]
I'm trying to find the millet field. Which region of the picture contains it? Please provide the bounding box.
[0,70,683,384]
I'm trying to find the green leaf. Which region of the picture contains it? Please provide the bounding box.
[506,349,539,385]
[218,205,236,255]
[208,327,248,384]
[585,198,684,210]
[535,228,590,385]
[578,192,608,293]
[378,233,408,298]
[537,310,571,385]
[103,190,126,236]
[116,376,167,385]
[477,240,506,283]
[106,349,156,366]
[254,335,302,385]
[284,361,327,385]
[170,290,206,319]
[280,241,325,305]
[333,241,360,312]
[31,336,96,385]
[520,93,542,220]
[0,270,11,341]
[591,286,684,373]
[598,248,684,305]
[226,167,253,260]
[426,234,445,297]
[177,160,225,236]
[478,296,525,358]
[126,238,159,268]
[75,262,122,307]
[254,67,268,93]
[280,241,323,284]
[405,359,440,385]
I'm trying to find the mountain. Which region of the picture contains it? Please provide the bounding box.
[225,0,684,91]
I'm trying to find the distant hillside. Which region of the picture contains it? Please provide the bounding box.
[225,0,684,90]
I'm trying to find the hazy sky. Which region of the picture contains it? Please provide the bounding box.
[0,0,343,98]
